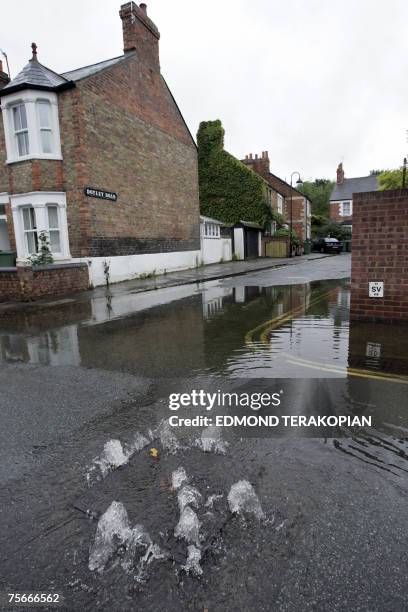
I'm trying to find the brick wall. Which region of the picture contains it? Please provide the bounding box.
[0,263,89,303]
[58,10,200,259]
[1,2,200,263]
[350,189,408,322]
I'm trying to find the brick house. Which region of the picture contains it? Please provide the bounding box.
[242,151,312,242]
[0,1,200,293]
[329,163,378,233]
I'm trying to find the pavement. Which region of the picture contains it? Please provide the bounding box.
[0,253,334,311]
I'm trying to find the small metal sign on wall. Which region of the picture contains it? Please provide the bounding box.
[84,187,117,202]
[369,281,384,298]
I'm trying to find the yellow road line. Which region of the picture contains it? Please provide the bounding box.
[284,355,408,384]
[245,289,334,344]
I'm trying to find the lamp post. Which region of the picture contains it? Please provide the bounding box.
[289,171,303,258]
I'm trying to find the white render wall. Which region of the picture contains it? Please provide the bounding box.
[233,227,245,260]
[79,249,201,287]
[201,236,232,265]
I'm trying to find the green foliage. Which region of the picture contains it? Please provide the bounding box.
[274,227,300,246]
[274,227,289,237]
[377,167,405,190]
[271,210,285,226]
[311,214,328,226]
[28,231,54,266]
[197,120,271,228]
[299,179,334,217]
[315,222,351,240]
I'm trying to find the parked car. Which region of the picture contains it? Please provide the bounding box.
[312,237,343,254]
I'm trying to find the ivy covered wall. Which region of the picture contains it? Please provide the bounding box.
[197,120,271,227]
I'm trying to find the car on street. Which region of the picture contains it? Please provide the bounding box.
[312,237,343,254]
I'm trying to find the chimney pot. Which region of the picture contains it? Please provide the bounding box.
[336,162,345,184]
[119,1,160,66]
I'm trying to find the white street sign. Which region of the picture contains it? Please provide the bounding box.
[369,281,384,298]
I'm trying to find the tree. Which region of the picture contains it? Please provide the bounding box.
[377,167,405,190]
[316,222,351,240]
[298,179,334,217]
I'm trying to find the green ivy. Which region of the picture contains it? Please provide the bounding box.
[197,120,271,228]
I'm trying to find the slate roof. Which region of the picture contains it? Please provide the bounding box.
[0,53,133,97]
[330,175,378,201]
[62,54,132,82]
[1,58,72,95]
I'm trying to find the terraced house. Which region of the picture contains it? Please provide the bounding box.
[0,2,200,300]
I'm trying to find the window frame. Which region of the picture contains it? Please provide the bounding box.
[203,221,221,238]
[277,194,284,215]
[11,102,30,157]
[10,192,70,262]
[342,201,352,216]
[37,99,54,155]
[2,90,62,164]
[22,205,39,255]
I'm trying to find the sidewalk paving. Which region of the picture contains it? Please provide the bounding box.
[0,253,334,311]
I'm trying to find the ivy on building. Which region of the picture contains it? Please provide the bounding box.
[197,120,271,228]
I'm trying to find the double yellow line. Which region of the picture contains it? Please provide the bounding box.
[283,353,408,384]
[245,289,333,344]
[244,289,408,384]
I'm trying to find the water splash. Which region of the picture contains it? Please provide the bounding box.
[156,419,179,453]
[227,480,264,519]
[88,432,149,481]
[88,501,161,577]
[174,506,201,545]
[171,466,188,490]
[182,544,203,576]
[178,485,202,512]
[195,425,228,454]
[205,493,223,508]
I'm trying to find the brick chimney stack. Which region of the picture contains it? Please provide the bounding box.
[242,150,270,178]
[119,2,160,70]
[337,162,345,184]
[0,60,10,90]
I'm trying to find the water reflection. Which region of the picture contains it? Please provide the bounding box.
[0,278,406,382]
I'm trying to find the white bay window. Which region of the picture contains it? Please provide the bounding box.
[10,192,70,263]
[12,103,30,156]
[2,90,62,163]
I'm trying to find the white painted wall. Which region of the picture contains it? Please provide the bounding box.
[77,249,201,287]
[233,227,245,260]
[0,220,10,251]
[201,236,232,265]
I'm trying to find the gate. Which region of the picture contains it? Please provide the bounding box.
[245,228,259,258]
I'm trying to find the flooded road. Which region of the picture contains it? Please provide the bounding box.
[1,254,408,611]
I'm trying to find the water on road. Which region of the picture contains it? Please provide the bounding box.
[1,254,408,611]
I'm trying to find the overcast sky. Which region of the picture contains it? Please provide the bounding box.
[2,0,408,181]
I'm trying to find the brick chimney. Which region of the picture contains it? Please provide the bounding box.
[336,162,345,184]
[242,151,270,178]
[119,2,160,71]
[0,60,10,90]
